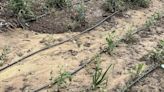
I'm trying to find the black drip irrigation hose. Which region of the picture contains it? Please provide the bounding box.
[122,65,160,92]
[33,20,162,92]
[32,20,148,92]
[33,11,164,92]
[33,23,143,92]
[0,11,118,72]
[33,49,106,92]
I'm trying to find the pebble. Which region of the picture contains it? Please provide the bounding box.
[161,64,164,69]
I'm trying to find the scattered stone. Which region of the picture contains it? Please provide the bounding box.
[83,42,91,47]
[68,50,78,56]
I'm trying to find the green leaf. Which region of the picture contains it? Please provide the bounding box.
[97,64,112,85]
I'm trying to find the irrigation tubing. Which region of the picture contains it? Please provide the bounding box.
[33,20,158,92]
[33,48,106,92]
[0,11,118,72]
[33,11,164,92]
[122,65,160,92]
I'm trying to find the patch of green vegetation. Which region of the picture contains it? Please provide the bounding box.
[158,40,164,49]
[54,71,72,86]
[0,46,10,66]
[149,40,164,64]
[46,0,72,9]
[8,0,35,19]
[91,56,112,90]
[103,0,125,12]
[74,2,86,23]
[129,63,145,79]
[103,0,152,12]
[145,12,161,28]
[141,40,164,65]
[123,11,162,45]
[106,33,118,55]
[50,66,72,91]
[123,28,138,44]
[140,40,164,66]
[130,0,151,8]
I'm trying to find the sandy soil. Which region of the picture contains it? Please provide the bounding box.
[0,0,164,92]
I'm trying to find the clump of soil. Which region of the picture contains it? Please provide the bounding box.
[28,10,86,34]
[0,0,105,34]
[28,0,105,34]
[0,0,154,34]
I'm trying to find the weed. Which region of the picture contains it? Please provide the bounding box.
[149,41,164,64]
[8,0,35,19]
[141,40,164,65]
[51,66,72,91]
[0,46,10,66]
[46,0,72,9]
[55,71,72,86]
[92,61,112,90]
[73,2,86,23]
[103,0,151,12]
[106,33,118,55]
[130,0,151,8]
[8,0,24,13]
[145,12,161,28]
[104,0,125,12]
[158,40,164,49]
[129,63,145,79]
[123,28,138,44]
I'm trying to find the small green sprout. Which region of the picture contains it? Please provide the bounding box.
[149,41,164,64]
[92,57,112,90]
[50,66,72,91]
[145,12,161,28]
[74,2,86,23]
[129,63,145,79]
[54,71,72,86]
[123,28,137,44]
[106,33,118,55]
[8,0,35,19]
[158,40,164,49]
[0,46,10,66]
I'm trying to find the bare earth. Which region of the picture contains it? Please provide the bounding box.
[0,0,164,92]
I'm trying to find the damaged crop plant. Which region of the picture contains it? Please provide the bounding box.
[104,0,151,12]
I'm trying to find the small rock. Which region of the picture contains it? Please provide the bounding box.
[161,64,164,69]
[83,42,91,47]
[68,50,78,56]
